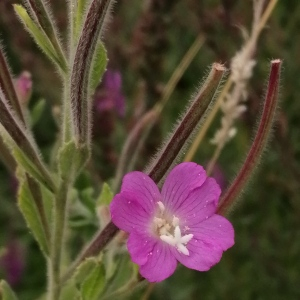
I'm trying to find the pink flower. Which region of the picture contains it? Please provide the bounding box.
[110,162,234,282]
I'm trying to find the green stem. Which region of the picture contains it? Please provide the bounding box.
[48,179,70,300]
[70,0,113,145]
[62,78,72,144]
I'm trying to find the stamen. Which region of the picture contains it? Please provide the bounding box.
[154,203,193,256]
[154,217,164,227]
[172,216,179,227]
[157,201,165,213]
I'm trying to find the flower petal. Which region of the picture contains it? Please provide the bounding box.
[139,242,177,282]
[174,215,234,271]
[120,171,160,213]
[176,178,221,226]
[110,192,152,234]
[127,232,156,266]
[161,162,207,213]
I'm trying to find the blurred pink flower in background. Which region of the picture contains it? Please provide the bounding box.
[0,240,25,287]
[94,69,125,118]
[14,71,32,105]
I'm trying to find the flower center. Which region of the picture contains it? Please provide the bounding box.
[153,201,193,256]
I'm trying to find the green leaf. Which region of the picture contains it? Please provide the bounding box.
[31,98,46,126]
[40,182,54,226]
[74,258,99,286]
[18,179,50,256]
[80,263,105,300]
[12,145,55,193]
[74,0,89,42]
[58,141,89,180]
[60,280,80,300]
[90,42,108,91]
[97,183,114,206]
[0,280,18,300]
[13,5,66,72]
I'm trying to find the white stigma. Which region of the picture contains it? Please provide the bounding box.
[161,226,193,255]
[153,202,193,256]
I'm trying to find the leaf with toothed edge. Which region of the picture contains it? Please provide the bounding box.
[90,42,108,91]
[13,4,67,72]
[17,177,50,256]
[0,126,55,192]
[58,140,90,179]
[73,257,106,300]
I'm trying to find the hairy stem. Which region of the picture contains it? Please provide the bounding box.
[184,77,232,162]
[217,59,281,215]
[70,0,113,145]
[48,179,70,300]
[147,63,226,183]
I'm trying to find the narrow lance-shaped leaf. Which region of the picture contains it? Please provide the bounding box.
[0,136,16,173]
[90,42,108,91]
[58,140,89,180]
[217,59,282,215]
[73,257,100,285]
[146,63,227,184]
[70,0,114,146]
[18,176,50,256]
[22,0,67,68]
[26,174,51,239]
[14,4,67,73]
[0,91,56,192]
[0,47,25,124]
[80,262,105,300]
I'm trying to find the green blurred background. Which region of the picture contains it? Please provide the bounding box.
[0,0,299,299]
